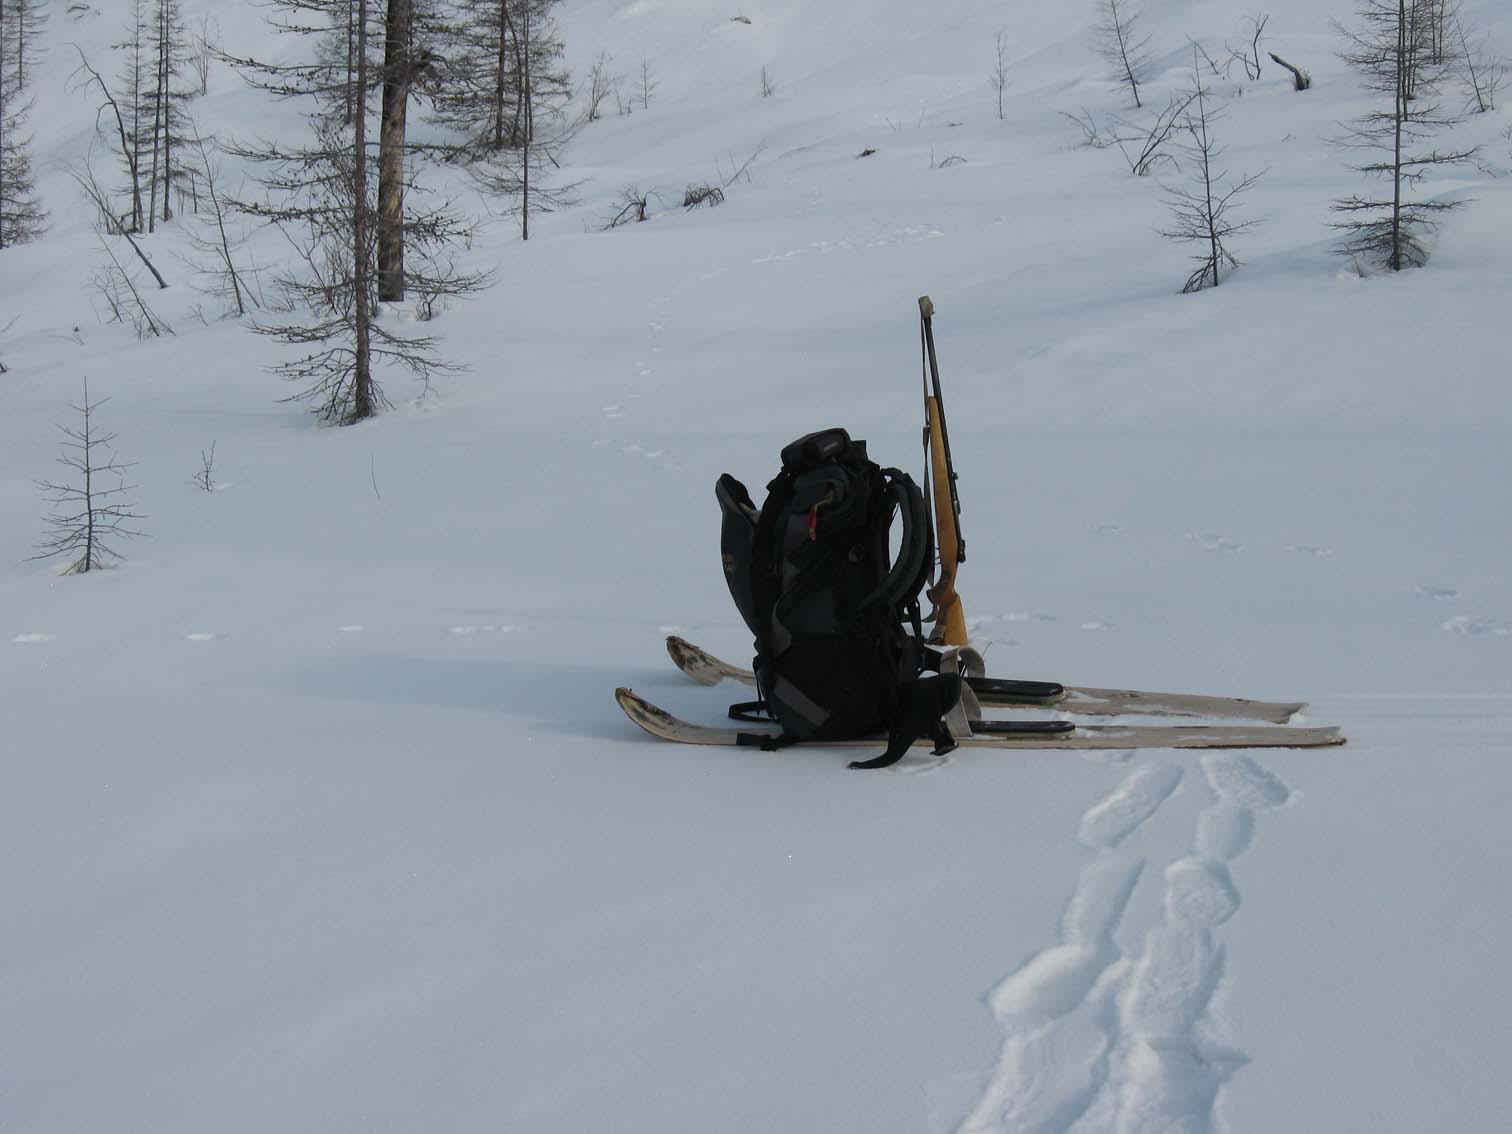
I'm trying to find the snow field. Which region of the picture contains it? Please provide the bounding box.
[4,0,1512,1130]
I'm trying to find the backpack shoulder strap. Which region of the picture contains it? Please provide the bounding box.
[858,468,932,614]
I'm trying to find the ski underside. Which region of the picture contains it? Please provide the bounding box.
[616,687,1345,753]
[666,635,1308,724]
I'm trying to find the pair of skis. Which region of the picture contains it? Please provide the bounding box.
[615,636,1345,754]
[617,297,1342,758]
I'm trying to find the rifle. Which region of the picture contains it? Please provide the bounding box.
[917,295,969,646]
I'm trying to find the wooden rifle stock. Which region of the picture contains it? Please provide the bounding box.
[918,295,969,646]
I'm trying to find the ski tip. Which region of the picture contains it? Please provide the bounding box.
[665,635,724,685]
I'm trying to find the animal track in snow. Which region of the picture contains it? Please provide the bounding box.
[338,625,365,633]
[1186,532,1244,554]
[12,632,54,644]
[448,624,517,636]
[1413,584,1459,601]
[1078,764,1183,850]
[184,632,221,642]
[1079,621,1114,632]
[1091,523,1124,536]
[1286,544,1334,558]
[1442,615,1512,637]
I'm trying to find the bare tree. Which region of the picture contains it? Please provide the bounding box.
[1246,13,1269,79]
[0,3,45,247]
[1160,49,1264,292]
[190,11,219,96]
[144,0,193,229]
[179,121,260,316]
[1058,105,1114,148]
[1111,89,1198,175]
[426,0,572,240]
[584,50,614,121]
[0,313,16,372]
[1225,12,1269,80]
[89,228,174,338]
[1094,0,1152,108]
[638,56,656,109]
[4,0,47,91]
[1451,10,1503,114]
[71,160,168,288]
[192,441,218,491]
[989,30,1009,119]
[1418,0,1451,66]
[223,0,482,424]
[759,65,775,98]
[600,184,650,229]
[1333,0,1478,271]
[32,380,147,575]
[377,0,421,299]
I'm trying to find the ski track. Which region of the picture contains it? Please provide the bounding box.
[963,753,1293,1134]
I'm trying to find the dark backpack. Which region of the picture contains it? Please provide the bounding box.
[716,428,963,769]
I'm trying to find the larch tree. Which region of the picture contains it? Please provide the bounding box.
[1094,0,1152,108]
[5,0,47,91]
[1332,0,1478,271]
[144,0,194,229]
[222,0,483,425]
[427,0,573,240]
[0,0,45,247]
[1159,49,1263,292]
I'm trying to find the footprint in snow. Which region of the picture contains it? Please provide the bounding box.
[1442,615,1512,637]
[1200,752,1290,812]
[1080,621,1114,632]
[1078,763,1183,850]
[962,858,1144,1134]
[12,632,54,644]
[338,625,365,633]
[1287,544,1334,558]
[1187,532,1244,554]
[185,632,222,642]
[1414,584,1459,600]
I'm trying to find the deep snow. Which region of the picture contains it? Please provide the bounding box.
[4,1,1512,1130]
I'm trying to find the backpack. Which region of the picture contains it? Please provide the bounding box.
[716,428,964,769]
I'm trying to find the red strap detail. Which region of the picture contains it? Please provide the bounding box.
[807,506,819,541]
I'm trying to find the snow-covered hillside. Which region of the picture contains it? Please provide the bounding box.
[4,1,1512,1130]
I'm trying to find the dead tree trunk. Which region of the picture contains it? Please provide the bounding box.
[377,0,413,302]
[1268,51,1312,90]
